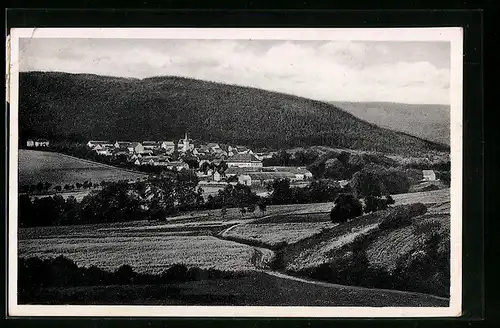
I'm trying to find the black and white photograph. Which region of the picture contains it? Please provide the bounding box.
[7,28,463,317]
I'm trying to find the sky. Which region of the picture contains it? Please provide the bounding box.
[19,38,451,104]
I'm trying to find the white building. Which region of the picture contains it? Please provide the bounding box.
[226,153,263,168]
[422,170,437,181]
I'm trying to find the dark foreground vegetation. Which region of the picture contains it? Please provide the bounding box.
[18,255,245,304]
[18,255,447,306]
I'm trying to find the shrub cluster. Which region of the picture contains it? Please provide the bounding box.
[295,223,449,298]
[18,256,244,303]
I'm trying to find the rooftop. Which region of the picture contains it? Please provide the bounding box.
[227,153,261,163]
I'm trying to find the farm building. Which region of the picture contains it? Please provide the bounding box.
[422,170,437,181]
[87,140,112,148]
[34,139,50,147]
[225,166,262,177]
[265,166,313,180]
[238,171,297,186]
[26,139,34,147]
[213,171,222,182]
[226,153,263,168]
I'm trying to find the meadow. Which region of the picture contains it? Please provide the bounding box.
[19,234,258,274]
[18,149,146,187]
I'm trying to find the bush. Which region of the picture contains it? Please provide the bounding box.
[393,233,450,297]
[378,203,427,230]
[330,193,363,223]
[114,264,136,285]
[363,195,389,213]
[161,264,189,283]
[386,195,395,205]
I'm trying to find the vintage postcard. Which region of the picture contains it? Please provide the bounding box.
[7,27,463,317]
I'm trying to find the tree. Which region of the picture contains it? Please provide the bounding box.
[268,178,292,205]
[220,206,227,218]
[386,194,395,205]
[337,151,351,166]
[240,207,247,216]
[36,182,44,193]
[44,182,52,192]
[64,184,70,191]
[258,201,267,215]
[54,185,62,192]
[76,182,82,189]
[324,158,345,180]
[330,193,363,224]
[351,169,386,198]
[200,161,210,174]
[247,203,256,215]
[363,195,389,213]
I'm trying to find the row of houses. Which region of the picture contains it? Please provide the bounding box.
[86,133,274,169]
[26,139,50,148]
[87,133,272,160]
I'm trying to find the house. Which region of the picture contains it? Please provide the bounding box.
[235,146,249,154]
[131,142,145,154]
[268,166,314,180]
[26,139,34,147]
[114,141,132,149]
[167,161,189,171]
[255,152,273,160]
[422,170,437,181]
[226,153,263,168]
[238,175,252,186]
[87,140,109,148]
[142,141,162,150]
[237,172,297,186]
[225,166,261,177]
[112,148,130,157]
[34,139,50,147]
[207,143,221,152]
[339,180,350,188]
[96,147,113,156]
[213,171,222,182]
[161,141,176,152]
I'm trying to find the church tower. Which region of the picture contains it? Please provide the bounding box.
[183,132,189,152]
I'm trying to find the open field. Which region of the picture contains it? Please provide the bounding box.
[19,234,258,274]
[18,149,146,187]
[28,271,447,306]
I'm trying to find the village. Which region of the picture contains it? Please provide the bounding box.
[25,134,316,190]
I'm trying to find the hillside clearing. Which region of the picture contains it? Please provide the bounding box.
[18,149,146,187]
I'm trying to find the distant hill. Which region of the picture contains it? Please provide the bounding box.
[19,71,448,155]
[331,101,450,145]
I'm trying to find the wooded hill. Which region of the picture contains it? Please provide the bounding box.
[19,71,448,155]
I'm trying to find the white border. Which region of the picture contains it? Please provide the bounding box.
[7,27,463,318]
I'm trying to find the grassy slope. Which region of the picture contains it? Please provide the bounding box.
[279,189,450,272]
[18,149,146,186]
[26,271,447,307]
[20,71,448,155]
[332,101,450,145]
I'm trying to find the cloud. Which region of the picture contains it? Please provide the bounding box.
[19,39,450,104]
